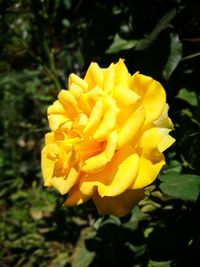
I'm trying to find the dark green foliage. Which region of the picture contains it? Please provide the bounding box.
[159,173,200,201]
[1,0,200,266]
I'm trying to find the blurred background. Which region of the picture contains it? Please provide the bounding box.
[0,0,200,266]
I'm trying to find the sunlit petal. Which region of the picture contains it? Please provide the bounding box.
[103,63,115,93]
[51,167,79,195]
[118,105,145,148]
[132,156,165,189]
[82,130,118,173]
[115,58,130,87]
[80,144,139,197]
[68,73,88,91]
[84,62,104,89]
[93,96,120,140]
[113,84,141,107]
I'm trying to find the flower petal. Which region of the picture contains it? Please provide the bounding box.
[68,73,88,91]
[113,84,141,107]
[129,72,154,96]
[157,134,175,153]
[48,100,66,114]
[130,73,167,124]
[115,59,130,87]
[98,150,139,197]
[41,144,57,186]
[51,167,79,195]
[140,127,162,152]
[80,144,139,197]
[154,104,174,130]
[82,130,118,173]
[84,62,104,89]
[85,85,105,104]
[84,98,103,134]
[143,80,166,125]
[92,189,144,217]
[132,156,165,189]
[79,93,92,115]
[93,96,119,140]
[140,127,175,156]
[48,114,69,131]
[69,83,83,98]
[58,90,79,116]
[103,63,115,93]
[118,105,145,148]
[64,185,91,206]
[45,132,55,145]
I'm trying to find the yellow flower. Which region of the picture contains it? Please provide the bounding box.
[41,59,175,217]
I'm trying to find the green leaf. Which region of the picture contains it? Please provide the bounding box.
[106,9,176,54]
[62,19,70,27]
[124,206,149,230]
[162,33,182,80]
[159,173,200,202]
[106,34,138,54]
[63,0,72,10]
[71,228,95,267]
[126,242,146,257]
[49,252,70,267]
[163,159,182,174]
[176,88,198,106]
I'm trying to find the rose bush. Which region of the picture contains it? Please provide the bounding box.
[41,59,175,217]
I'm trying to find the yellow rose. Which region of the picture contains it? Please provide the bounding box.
[41,59,175,217]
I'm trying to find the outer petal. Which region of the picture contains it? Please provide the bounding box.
[129,72,154,96]
[80,144,139,197]
[84,62,104,89]
[51,167,79,195]
[115,59,130,87]
[64,185,91,206]
[140,127,175,157]
[58,90,79,115]
[153,104,175,152]
[68,73,88,91]
[154,104,174,130]
[130,73,166,124]
[97,151,139,197]
[143,80,166,124]
[92,189,144,217]
[41,144,58,186]
[103,63,115,93]
[45,132,55,145]
[132,156,165,189]
[140,127,162,154]
[47,100,70,131]
[158,134,175,153]
[118,105,145,148]
[48,114,69,131]
[48,100,66,114]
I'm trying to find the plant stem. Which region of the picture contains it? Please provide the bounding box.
[42,38,62,92]
[181,51,200,61]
